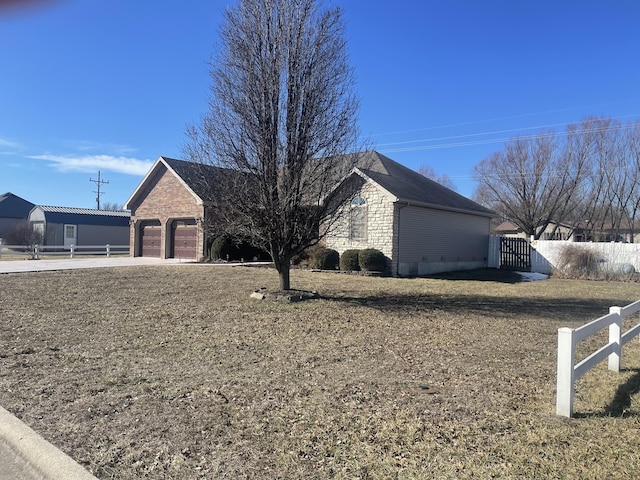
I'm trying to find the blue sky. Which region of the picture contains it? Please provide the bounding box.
[2,0,639,208]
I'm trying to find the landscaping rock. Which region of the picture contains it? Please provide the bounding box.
[249,288,319,302]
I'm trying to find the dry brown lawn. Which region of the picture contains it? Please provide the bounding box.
[1,266,640,479]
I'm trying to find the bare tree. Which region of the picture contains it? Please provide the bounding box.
[4,221,44,259]
[473,117,640,241]
[624,121,640,241]
[473,133,582,239]
[568,117,626,241]
[101,202,124,211]
[601,120,640,242]
[417,164,456,191]
[184,0,360,290]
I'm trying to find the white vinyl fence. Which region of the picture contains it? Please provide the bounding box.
[556,300,640,417]
[488,237,640,275]
[531,240,640,275]
[0,244,129,259]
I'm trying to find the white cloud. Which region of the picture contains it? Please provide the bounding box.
[0,136,22,150]
[30,154,154,176]
[64,140,139,155]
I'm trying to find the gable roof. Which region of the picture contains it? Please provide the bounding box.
[0,192,35,219]
[128,152,494,218]
[125,156,228,209]
[161,157,230,201]
[494,221,523,233]
[350,151,495,217]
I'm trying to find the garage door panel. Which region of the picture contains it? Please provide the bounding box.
[141,225,161,257]
[172,222,197,259]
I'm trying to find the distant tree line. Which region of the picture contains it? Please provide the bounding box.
[101,202,125,211]
[473,116,640,241]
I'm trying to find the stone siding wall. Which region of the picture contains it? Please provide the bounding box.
[325,181,396,270]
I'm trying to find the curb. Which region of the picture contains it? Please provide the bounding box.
[0,406,97,480]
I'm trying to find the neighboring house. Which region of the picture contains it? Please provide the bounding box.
[28,206,130,247]
[539,222,575,241]
[125,156,223,260]
[574,220,640,243]
[326,151,496,276]
[493,221,575,241]
[493,221,526,238]
[0,192,35,240]
[494,219,640,243]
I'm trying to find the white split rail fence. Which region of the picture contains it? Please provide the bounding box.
[0,244,129,259]
[556,300,640,417]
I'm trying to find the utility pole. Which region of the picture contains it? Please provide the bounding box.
[90,170,109,209]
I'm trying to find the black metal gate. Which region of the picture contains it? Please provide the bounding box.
[500,237,531,271]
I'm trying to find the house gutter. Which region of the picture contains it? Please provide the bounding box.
[396,198,495,218]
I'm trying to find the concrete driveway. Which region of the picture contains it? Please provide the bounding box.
[0,256,186,274]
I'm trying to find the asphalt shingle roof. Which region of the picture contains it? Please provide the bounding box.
[159,152,494,218]
[353,151,494,217]
[162,157,231,201]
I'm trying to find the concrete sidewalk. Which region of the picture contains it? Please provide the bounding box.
[0,407,97,480]
[0,256,186,274]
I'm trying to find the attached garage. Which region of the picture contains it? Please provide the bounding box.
[140,221,161,257]
[125,157,220,261]
[171,219,197,259]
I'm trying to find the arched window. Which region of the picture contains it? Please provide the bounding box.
[350,196,367,240]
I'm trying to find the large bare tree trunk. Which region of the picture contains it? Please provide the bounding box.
[184,0,360,290]
[274,257,291,291]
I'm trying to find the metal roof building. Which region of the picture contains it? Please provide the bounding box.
[28,206,130,247]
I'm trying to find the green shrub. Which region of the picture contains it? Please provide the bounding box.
[292,246,315,266]
[211,236,270,262]
[340,249,361,271]
[311,247,339,270]
[210,236,236,261]
[237,242,270,262]
[358,248,387,272]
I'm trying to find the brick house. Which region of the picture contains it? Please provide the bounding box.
[128,152,494,274]
[125,157,223,260]
[325,151,495,276]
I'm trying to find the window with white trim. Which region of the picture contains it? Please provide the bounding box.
[65,225,76,240]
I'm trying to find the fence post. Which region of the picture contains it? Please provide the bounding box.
[34,244,39,260]
[70,245,74,259]
[106,244,111,258]
[556,327,576,417]
[608,306,622,372]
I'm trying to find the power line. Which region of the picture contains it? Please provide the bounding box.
[378,118,640,154]
[368,103,621,138]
